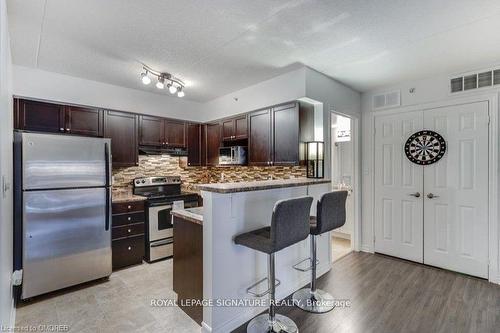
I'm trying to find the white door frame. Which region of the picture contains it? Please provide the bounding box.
[370,93,499,284]
[331,111,361,253]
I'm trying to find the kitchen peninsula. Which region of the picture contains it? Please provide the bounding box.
[195,178,331,333]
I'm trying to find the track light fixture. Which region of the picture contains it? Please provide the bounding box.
[139,65,186,98]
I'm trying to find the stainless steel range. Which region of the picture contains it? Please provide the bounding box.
[133,176,198,262]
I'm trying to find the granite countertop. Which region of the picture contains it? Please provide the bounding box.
[112,192,146,203]
[171,207,204,225]
[196,178,331,194]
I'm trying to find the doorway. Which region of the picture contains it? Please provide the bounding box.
[331,113,355,261]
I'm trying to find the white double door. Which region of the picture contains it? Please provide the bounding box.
[374,101,489,278]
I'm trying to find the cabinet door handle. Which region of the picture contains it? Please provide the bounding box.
[127,229,131,233]
[60,128,64,131]
[127,205,131,209]
[127,246,132,250]
[66,128,70,132]
[427,193,439,199]
[127,217,131,221]
[409,192,421,198]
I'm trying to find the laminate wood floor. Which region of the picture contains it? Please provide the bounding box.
[233,252,500,333]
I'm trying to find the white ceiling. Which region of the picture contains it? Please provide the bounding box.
[7,0,500,102]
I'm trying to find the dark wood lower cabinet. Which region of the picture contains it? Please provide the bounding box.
[112,235,145,270]
[173,216,203,325]
[111,200,145,270]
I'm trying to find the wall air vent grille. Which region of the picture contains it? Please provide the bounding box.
[451,66,500,93]
[463,74,477,90]
[450,77,463,93]
[494,69,500,85]
[478,71,492,88]
[372,90,400,110]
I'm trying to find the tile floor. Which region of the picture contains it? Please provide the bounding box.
[332,236,352,262]
[15,260,200,333]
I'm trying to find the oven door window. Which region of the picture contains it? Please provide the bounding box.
[157,207,173,230]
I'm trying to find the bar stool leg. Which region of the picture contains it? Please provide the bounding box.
[247,253,299,333]
[292,235,335,313]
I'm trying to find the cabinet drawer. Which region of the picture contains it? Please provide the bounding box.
[112,212,144,227]
[112,222,145,240]
[112,201,144,214]
[112,235,145,269]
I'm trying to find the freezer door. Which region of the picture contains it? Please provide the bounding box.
[21,132,111,190]
[22,188,111,299]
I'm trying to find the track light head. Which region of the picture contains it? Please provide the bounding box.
[177,87,184,97]
[156,76,165,89]
[141,71,151,85]
[168,82,177,94]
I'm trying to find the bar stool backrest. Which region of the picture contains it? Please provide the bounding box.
[316,190,348,234]
[271,196,313,252]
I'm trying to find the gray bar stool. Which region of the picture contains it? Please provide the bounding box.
[292,190,348,313]
[234,196,313,333]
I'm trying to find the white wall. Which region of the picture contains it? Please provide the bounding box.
[12,66,204,121]
[0,0,14,328]
[305,67,361,187]
[360,71,500,283]
[202,67,307,121]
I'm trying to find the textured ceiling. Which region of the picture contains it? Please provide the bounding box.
[7,0,500,102]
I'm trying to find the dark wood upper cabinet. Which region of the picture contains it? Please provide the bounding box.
[221,114,247,141]
[272,103,299,166]
[187,123,201,166]
[221,119,234,141]
[248,103,299,166]
[205,123,221,166]
[234,115,248,140]
[65,106,103,137]
[139,115,164,146]
[15,99,65,133]
[104,110,138,167]
[165,119,186,147]
[248,109,272,166]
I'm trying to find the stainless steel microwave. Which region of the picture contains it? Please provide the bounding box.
[219,146,247,165]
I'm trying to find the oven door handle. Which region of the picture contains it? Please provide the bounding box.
[148,203,173,209]
[151,239,173,247]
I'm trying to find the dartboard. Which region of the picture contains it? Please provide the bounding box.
[404,130,446,165]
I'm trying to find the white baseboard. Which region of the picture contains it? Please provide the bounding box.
[360,244,374,253]
[9,297,15,329]
[203,263,331,333]
[332,231,351,240]
[201,321,211,333]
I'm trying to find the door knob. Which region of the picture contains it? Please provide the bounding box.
[409,192,421,198]
[427,193,439,199]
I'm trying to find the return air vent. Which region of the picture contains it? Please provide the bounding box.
[372,90,400,110]
[451,67,500,93]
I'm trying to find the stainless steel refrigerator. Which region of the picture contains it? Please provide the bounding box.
[14,132,112,299]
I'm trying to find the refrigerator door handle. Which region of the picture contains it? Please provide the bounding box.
[104,142,110,187]
[105,187,110,231]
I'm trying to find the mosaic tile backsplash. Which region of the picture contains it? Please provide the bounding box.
[112,154,306,194]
